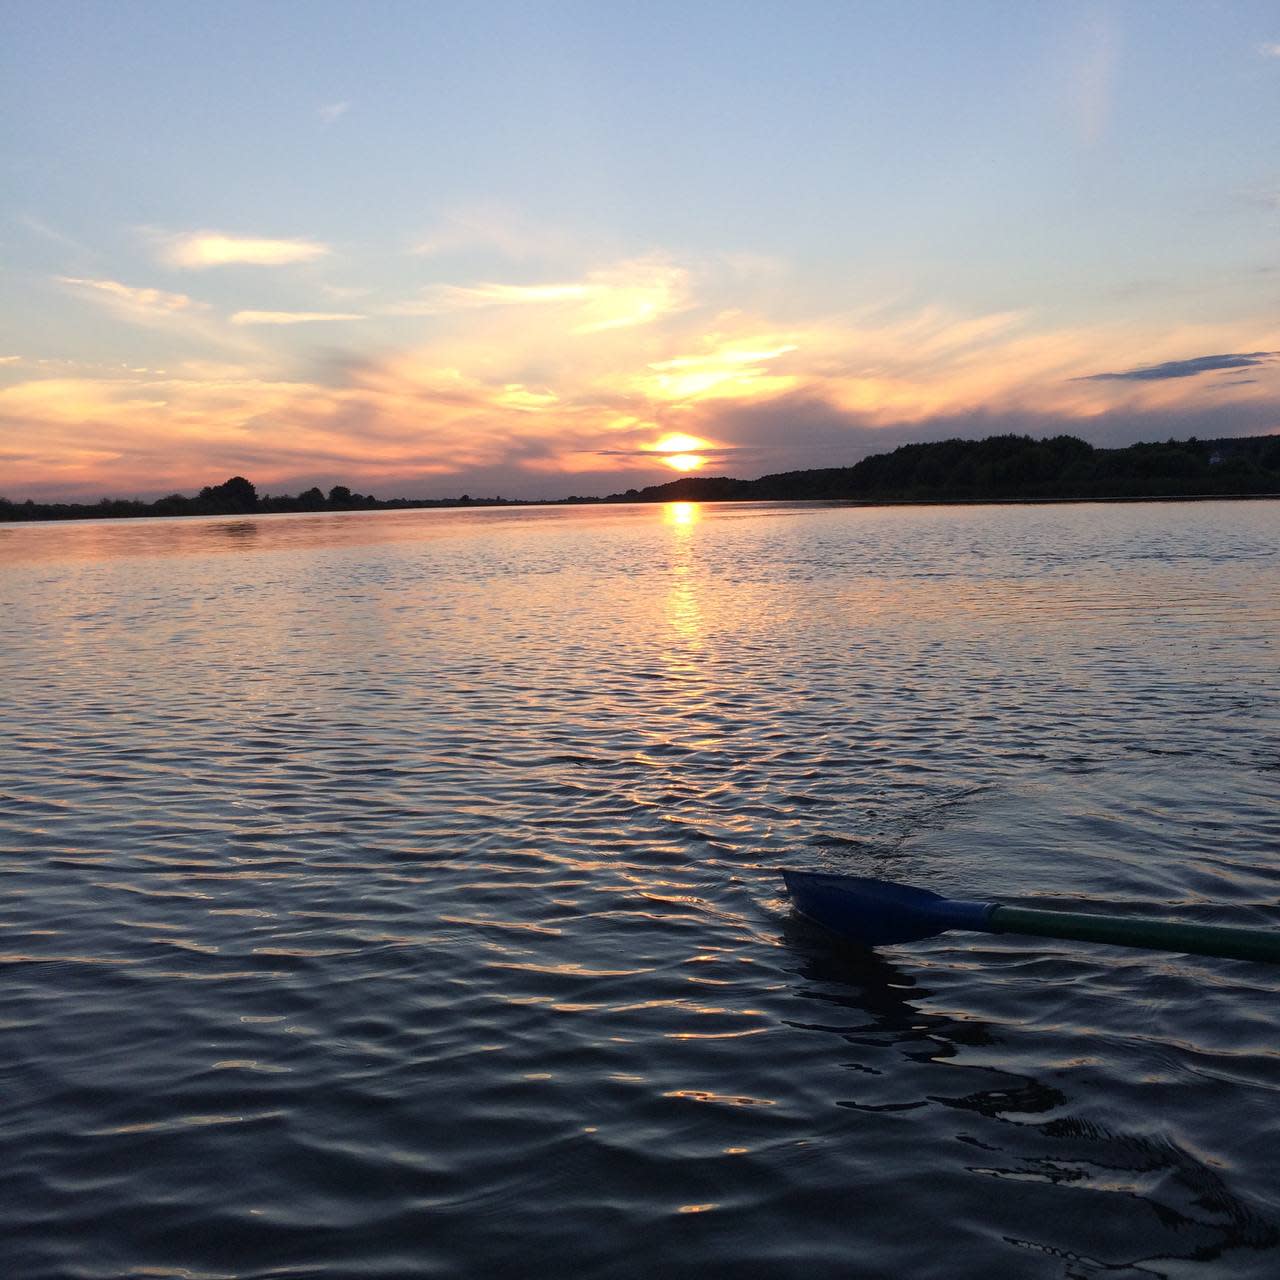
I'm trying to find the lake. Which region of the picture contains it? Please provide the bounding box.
[2,499,1278,1279]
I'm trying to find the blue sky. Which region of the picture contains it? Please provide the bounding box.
[2,1,1278,498]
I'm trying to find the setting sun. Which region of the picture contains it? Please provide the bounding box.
[647,432,711,472]
[650,433,707,453]
[662,453,706,472]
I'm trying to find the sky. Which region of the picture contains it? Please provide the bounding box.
[2,1,1278,501]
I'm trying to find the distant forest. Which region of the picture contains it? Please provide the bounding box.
[0,476,519,523]
[3,433,1279,523]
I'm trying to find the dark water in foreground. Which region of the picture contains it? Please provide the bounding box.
[1,499,1278,1280]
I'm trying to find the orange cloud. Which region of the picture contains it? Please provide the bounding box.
[8,249,1278,500]
[639,340,800,402]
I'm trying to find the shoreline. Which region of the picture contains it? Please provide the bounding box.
[3,489,1278,528]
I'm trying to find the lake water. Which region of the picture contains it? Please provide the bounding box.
[2,499,1278,1280]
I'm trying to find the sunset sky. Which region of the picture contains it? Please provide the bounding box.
[3,1,1279,500]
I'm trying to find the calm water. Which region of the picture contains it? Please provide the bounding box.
[2,499,1278,1280]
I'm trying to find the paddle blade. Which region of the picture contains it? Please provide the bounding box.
[782,870,994,947]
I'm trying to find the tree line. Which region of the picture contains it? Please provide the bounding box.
[0,476,514,522]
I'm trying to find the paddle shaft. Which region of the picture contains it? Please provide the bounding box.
[989,904,1280,964]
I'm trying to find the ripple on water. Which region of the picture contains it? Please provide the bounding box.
[1,500,1278,1278]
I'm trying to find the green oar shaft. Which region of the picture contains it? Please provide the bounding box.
[989,905,1280,964]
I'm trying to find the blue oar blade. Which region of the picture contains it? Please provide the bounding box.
[782,870,994,947]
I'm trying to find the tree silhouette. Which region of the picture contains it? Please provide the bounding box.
[198,476,258,512]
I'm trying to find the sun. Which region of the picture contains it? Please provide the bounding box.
[662,453,706,472]
[647,432,712,472]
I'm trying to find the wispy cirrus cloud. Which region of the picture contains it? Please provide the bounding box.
[58,276,207,320]
[160,231,330,268]
[389,282,590,316]
[411,205,577,261]
[18,214,94,256]
[1259,42,1280,58]
[1062,11,1120,146]
[318,100,351,124]
[55,276,262,356]
[230,310,366,326]
[1076,351,1277,381]
[388,256,690,333]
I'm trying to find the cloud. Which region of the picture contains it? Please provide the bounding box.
[230,310,366,326]
[1062,12,1120,145]
[58,276,206,320]
[318,100,351,124]
[411,205,576,261]
[0,363,579,499]
[1260,42,1280,58]
[1076,351,1278,382]
[572,259,690,332]
[11,247,1280,501]
[388,256,691,333]
[18,214,93,256]
[161,232,330,268]
[55,276,265,356]
[0,355,21,365]
[596,442,752,466]
[640,341,800,402]
[320,284,372,300]
[389,282,590,315]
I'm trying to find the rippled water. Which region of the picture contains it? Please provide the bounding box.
[2,499,1278,1279]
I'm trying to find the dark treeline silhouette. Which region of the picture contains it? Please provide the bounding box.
[0,476,523,523]
[4,433,1279,523]
[604,433,1280,504]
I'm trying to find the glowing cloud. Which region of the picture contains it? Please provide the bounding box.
[230,310,366,325]
[9,243,1278,501]
[494,384,560,411]
[389,257,689,333]
[162,233,330,268]
[641,340,799,402]
[571,259,690,333]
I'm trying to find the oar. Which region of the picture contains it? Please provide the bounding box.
[782,869,1280,964]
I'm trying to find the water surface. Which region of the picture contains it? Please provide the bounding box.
[2,500,1278,1278]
